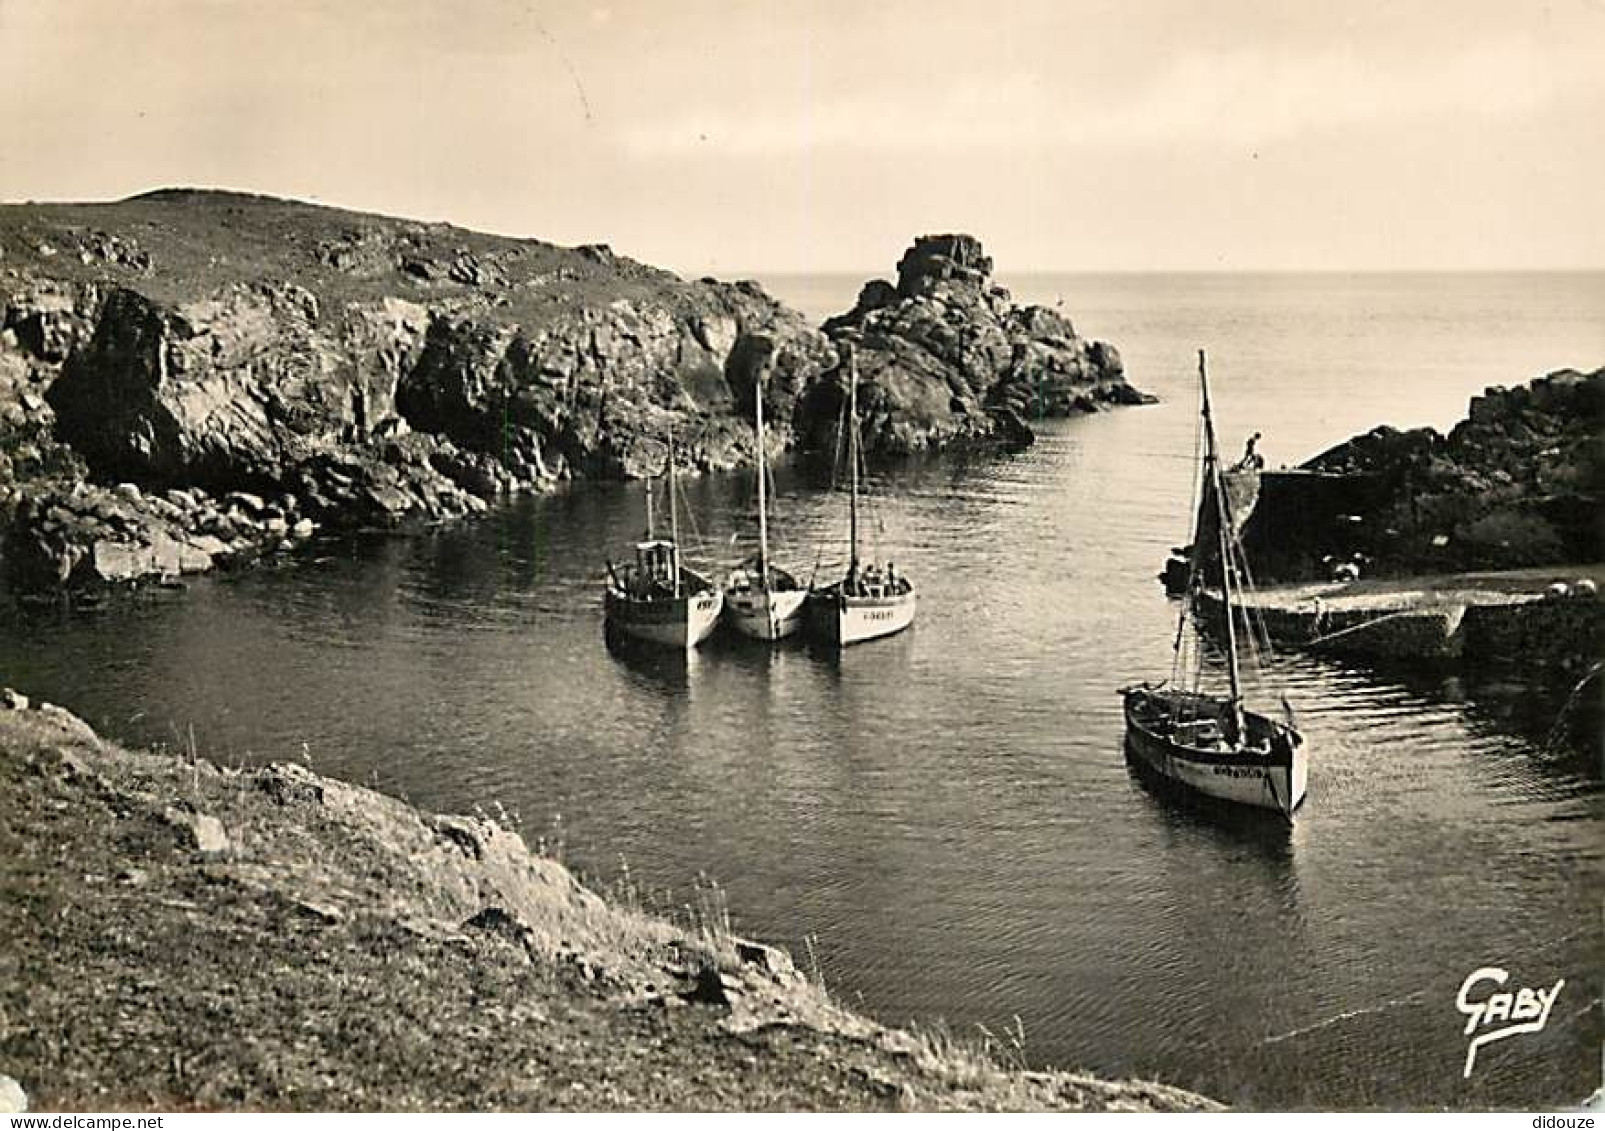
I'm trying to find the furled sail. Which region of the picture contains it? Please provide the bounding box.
[1189,465,1261,582]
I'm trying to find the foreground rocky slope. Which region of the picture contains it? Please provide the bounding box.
[800,235,1146,455]
[1,196,1146,596]
[1238,367,1603,582]
[0,693,1216,1113]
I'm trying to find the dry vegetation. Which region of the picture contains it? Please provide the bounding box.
[0,189,711,325]
[0,694,1218,1112]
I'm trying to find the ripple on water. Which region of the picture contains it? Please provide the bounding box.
[4,273,1603,1108]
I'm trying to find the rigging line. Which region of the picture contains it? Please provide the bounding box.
[1094,451,1218,462]
[1543,660,1603,752]
[1303,608,1424,647]
[1211,469,1281,702]
[1215,469,1269,698]
[1200,355,1244,716]
[1230,549,1274,692]
[1171,381,1210,692]
[832,380,850,493]
[665,437,710,563]
[761,453,795,561]
[681,476,712,559]
[1186,415,1206,552]
[1231,529,1280,662]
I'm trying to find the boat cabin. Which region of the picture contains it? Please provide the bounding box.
[726,556,800,593]
[842,562,911,600]
[629,539,681,597]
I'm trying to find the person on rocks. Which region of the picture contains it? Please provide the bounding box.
[1239,431,1265,470]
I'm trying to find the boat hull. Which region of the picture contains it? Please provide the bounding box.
[1121,689,1308,815]
[605,588,724,649]
[807,588,917,646]
[724,587,808,641]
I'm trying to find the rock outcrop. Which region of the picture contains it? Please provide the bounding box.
[0,190,836,593]
[796,235,1148,456]
[1238,367,1604,580]
[5,481,317,591]
[395,279,833,481]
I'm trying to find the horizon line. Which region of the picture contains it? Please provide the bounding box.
[736,265,1605,278]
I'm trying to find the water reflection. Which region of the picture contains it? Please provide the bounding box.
[0,421,1596,1110]
[1121,739,1299,849]
[603,626,696,695]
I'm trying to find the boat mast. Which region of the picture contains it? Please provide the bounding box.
[755,368,769,589]
[847,349,860,574]
[1199,350,1244,716]
[667,420,682,598]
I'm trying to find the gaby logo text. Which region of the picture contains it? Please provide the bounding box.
[1456,966,1564,1079]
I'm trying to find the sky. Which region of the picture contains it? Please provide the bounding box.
[2,0,1602,274]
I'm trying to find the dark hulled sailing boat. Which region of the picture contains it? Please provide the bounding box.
[603,426,724,649]
[1121,351,1309,815]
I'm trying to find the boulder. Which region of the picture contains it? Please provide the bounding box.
[1,480,303,592]
[165,807,230,854]
[3,283,99,363]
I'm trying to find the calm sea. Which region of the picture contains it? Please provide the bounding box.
[4,272,1601,1108]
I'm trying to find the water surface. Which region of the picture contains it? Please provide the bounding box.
[5,272,1601,1108]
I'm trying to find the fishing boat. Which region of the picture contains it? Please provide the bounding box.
[723,372,808,640]
[806,346,917,647]
[603,426,723,649]
[1121,351,1309,816]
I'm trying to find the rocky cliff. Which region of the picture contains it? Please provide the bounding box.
[1237,367,1603,580]
[1,200,1143,596]
[799,235,1148,455]
[0,190,834,592]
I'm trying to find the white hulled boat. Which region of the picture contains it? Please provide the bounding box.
[806,346,917,647]
[723,371,808,640]
[604,426,723,649]
[1121,351,1309,816]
